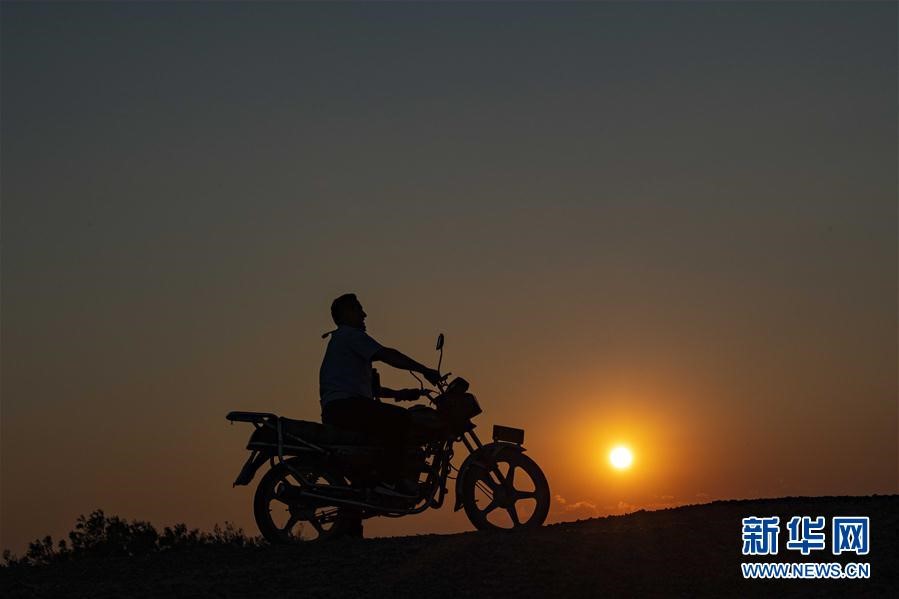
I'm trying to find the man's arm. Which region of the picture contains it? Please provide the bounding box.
[378,386,425,402]
[373,347,441,383]
[378,386,399,399]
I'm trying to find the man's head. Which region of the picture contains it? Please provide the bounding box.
[330,293,367,329]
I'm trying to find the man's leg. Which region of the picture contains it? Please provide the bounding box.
[364,401,414,483]
[323,398,413,484]
[321,398,376,538]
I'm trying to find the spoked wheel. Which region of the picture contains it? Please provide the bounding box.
[461,447,550,531]
[253,458,349,543]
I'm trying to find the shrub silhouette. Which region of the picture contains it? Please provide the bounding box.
[2,509,260,567]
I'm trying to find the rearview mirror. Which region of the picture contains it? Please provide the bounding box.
[436,333,444,351]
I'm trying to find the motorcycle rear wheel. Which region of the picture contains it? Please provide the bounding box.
[253,458,349,543]
[461,447,550,531]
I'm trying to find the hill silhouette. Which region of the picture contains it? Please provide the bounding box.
[2,495,896,598]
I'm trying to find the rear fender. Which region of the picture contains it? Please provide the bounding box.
[453,442,525,511]
[233,450,270,486]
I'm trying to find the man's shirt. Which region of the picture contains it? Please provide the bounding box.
[319,325,383,405]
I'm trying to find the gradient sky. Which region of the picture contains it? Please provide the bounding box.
[2,1,896,552]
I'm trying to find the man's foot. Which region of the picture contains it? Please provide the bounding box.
[343,519,364,539]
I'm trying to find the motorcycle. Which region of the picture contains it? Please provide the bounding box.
[226,333,550,543]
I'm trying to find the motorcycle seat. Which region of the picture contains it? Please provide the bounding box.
[247,417,373,451]
[281,417,373,446]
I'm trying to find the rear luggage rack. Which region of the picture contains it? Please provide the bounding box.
[226,411,276,424]
[226,412,327,463]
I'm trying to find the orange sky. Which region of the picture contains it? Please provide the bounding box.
[2,2,896,552]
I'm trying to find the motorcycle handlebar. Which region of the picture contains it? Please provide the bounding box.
[434,372,451,392]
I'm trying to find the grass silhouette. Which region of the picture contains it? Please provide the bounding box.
[2,510,260,567]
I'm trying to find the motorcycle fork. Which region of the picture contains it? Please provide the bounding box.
[459,430,508,485]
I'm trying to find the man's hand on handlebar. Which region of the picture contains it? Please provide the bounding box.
[423,368,443,386]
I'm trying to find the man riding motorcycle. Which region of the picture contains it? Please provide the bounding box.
[226,294,550,542]
[319,293,442,535]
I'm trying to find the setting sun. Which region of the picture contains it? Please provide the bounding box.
[609,446,634,470]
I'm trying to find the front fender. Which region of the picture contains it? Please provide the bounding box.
[453,442,525,511]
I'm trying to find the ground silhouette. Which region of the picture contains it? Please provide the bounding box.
[2,495,896,598]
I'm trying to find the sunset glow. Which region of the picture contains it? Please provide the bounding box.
[609,446,634,470]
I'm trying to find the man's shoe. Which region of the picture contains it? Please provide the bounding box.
[397,478,419,496]
[343,520,364,539]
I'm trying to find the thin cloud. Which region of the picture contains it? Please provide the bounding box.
[552,494,600,520]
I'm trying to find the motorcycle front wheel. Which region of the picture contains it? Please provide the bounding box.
[460,447,550,531]
[253,458,349,543]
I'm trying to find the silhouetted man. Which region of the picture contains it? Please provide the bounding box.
[319,293,440,536]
